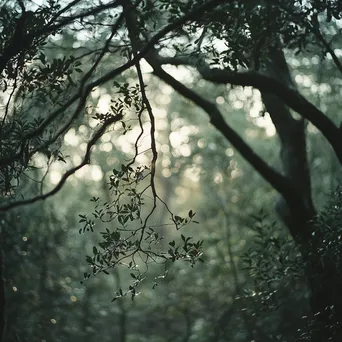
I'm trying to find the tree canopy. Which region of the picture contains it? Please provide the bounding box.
[1,0,342,341]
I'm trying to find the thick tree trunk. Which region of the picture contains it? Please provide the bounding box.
[262,44,342,341]
[303,247,342,341]
[0,246,5,342]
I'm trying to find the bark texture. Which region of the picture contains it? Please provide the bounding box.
[0,246,5,342]
[263,44,342,342]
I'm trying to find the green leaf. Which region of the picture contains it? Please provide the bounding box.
[86,255,92,263]
[113,231,120,241]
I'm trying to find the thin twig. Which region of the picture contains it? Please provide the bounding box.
[0,115,122,211]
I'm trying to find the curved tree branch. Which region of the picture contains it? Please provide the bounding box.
[0,0,228,169]
[0,246,5,342]
[0,114,122,211]
[147,57,319,239]
[147,52,342,165]
[146,58,297,202]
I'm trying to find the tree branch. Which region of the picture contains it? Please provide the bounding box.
[0,0,228,168]
[0,1,121,73]
[146,57,299,204]
[274,0,342,76]
[147,52,342,165]
[0,115,122,211]
[0,246,5,342]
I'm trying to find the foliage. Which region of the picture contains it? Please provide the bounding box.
[311,187,342,266]
[79,160,202,299]
[242,212,308,341]
[0,0,342,341]
[243,187,342,341]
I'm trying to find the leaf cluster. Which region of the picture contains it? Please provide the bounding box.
[79,162,203,299]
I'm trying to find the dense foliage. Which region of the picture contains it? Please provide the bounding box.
[0,0,342,341]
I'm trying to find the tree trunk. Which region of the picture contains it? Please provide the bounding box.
[262,43,342,342]
[0,247,5,342]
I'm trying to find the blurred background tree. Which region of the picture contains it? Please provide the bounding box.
[0,0,342,341]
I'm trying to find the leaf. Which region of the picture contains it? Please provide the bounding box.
[86,255,92,263]
[113,231,120,241]
[39,53,46,65]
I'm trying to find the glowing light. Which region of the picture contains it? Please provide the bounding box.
[184,166,200,182]
[169,131,182,148]
[101,133,111,142]
[319,83,331,93]
[163,65,194,83]
[232,100,243,109]
[106,156,119,165]
[214,172,223,184]
[157,94,171,105]
[50,171,61,184]
[216,96,225,104]
[75,165,103,181]
[72,155,82,165]
[160,144,170,153]
[225,148,234,157]
[91,165,103,181]
[78,125,88,134]
[231,169,242,179]
[180,144,191,157]
[243,87,253,97]
[162,168,172,178]
[64,128,79,146]
[70,296,77,302]
[100,142,113,152]
[249,107,260,117]
[265,125,276,136]
[162,158,171,168]
[140,59,153,73]
[156,118,167,130]
[295,74,303,83]
[98,94,111,113]
[197,138,207,148]
[155,108,167,118]
[50,319,57,324]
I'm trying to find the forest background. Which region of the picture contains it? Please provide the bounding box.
[0,0,342,341]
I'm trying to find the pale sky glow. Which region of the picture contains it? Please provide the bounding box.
[40,3,279,189]
[97,94,112,113]
[50,170,61,184]
[49,164,104,184]
[64,128,79,146]
[54,67,277,187]
[74,165,103,181]
[17,0,341,218]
